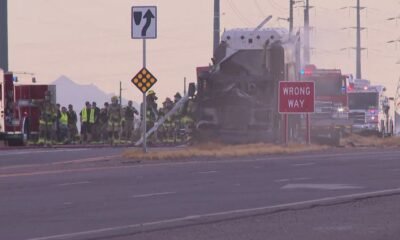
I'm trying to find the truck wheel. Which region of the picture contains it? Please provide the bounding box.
[7,120,29,146]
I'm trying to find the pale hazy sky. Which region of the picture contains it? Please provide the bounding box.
[8,0,400,102]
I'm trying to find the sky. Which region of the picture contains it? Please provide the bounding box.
[8,0,400,102]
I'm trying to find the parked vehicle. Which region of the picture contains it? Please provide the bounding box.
[0,70,56,146]
[300,65,352,145]
[348,79,393,137]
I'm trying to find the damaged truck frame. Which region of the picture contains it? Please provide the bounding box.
[194,19,302,143]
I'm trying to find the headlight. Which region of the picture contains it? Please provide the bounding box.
[337,107,344,113]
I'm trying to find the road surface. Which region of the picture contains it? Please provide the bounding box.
[1,147,400,240]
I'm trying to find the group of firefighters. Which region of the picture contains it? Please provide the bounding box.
[37,90,194,145]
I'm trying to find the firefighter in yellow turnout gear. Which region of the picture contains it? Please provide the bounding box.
[38,101,56,144]
[38,91,56,145]
[107,96,122,145]
[159,97,174,143]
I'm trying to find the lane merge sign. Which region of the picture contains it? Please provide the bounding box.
[131,6,157,39]
[279,81,315,113]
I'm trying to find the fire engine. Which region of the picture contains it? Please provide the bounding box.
[300,65,352,145]
[0,70,56,146]
[348,79,393,137]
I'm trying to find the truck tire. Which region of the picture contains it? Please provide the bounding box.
[7,119,29,146]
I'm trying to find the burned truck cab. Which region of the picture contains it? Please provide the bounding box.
[195,28,300,143]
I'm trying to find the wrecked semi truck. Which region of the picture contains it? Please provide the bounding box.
[193,28,301,143]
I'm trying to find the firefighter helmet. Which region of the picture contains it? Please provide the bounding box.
[111,96,118,103]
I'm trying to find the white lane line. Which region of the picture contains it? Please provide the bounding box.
[131,191,176,199]
[57,181,91,187]
[0,149,89,157]
[198,171,218,174]
[274,179,290,183]
[281,183,364,190]
[27,187,400,240]
[293,177,311,181]
[274,177,311,183]
[292,162,315,167]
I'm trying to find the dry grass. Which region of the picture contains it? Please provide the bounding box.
[341,134,400,148]
[123,143,328,161]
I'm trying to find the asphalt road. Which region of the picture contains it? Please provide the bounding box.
[1,147,400,240]
[0,147,125,168]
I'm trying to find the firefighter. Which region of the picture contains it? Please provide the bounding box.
[80,101,95,144]
[67,104,78,143]
[59,106,69,143]
[160,97,174,143]
[174,92,182,104]
[99,102,109,142]
[146,90,158,129]
[108,96,122,144]
[38,94,55,145]
[180,98,196,142]
[91,101,101,142]
[123,100,139,141]
[55,104,61,142]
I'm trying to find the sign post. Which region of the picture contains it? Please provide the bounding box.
[131,6,157,153]
[143,39,147,152]
[279,81,315,145]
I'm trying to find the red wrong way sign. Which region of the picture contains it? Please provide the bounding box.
[279,81,315,113]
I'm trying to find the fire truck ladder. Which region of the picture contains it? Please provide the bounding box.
[135,94,189,146]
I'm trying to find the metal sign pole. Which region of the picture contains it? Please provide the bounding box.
[284,114,288,146]
[306,113,311,144]
[142,39,147,153]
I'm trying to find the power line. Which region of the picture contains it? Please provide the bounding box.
[253,0,266,18]
[225,0,253,25]
[266,0,286,13]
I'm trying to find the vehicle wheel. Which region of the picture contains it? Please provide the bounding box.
[7,120,29,146]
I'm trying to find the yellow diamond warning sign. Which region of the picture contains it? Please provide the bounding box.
[131,68,157,93]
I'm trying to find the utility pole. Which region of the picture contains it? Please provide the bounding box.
[119,81,122,106]
[304,0,311,64]
[289,0,294,34]
[0,0,8,72]
[356,0,362,79]
[184,77,187,95]
[213,0,220,54]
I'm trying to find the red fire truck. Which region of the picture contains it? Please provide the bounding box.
[0,70,56,146]
[300,65,352,145]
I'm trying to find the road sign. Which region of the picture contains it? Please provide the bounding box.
[131,68,157,93]
[131,6,157,39]
[279,81,315,113]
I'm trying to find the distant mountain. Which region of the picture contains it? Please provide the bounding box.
[51,75,138,111]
